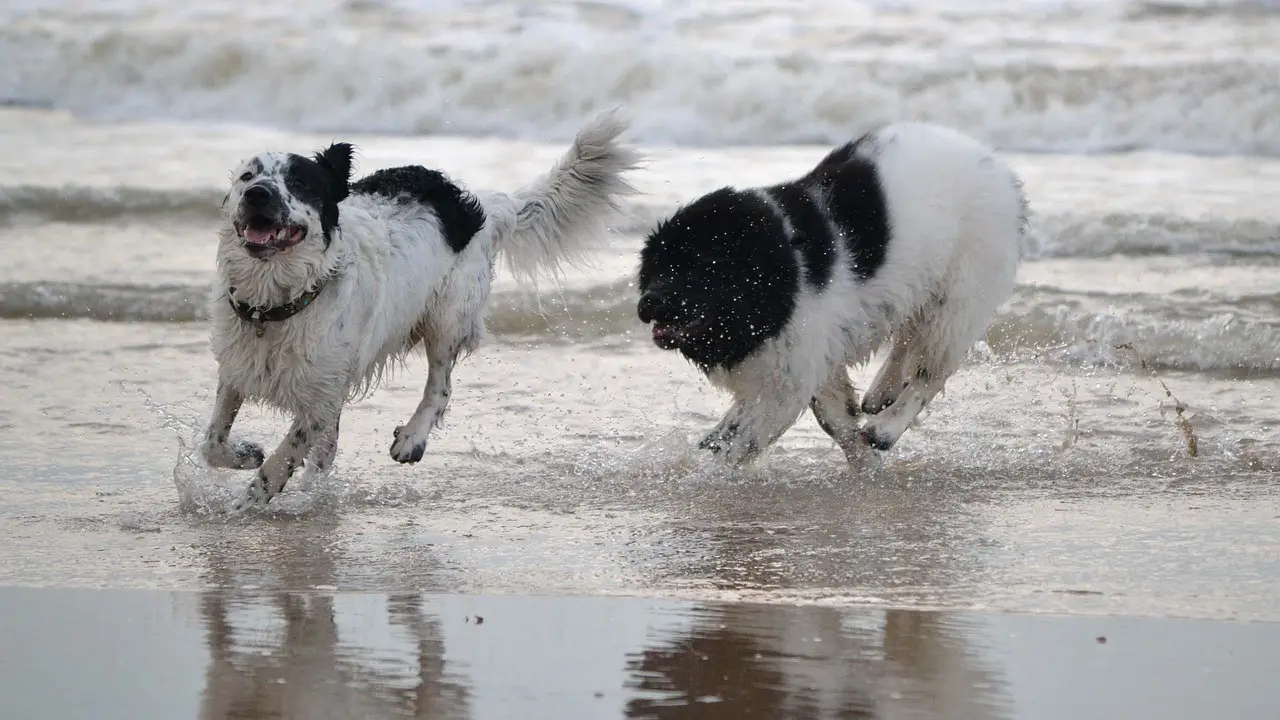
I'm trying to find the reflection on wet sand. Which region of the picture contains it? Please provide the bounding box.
[879,611,1007,720]
[193,593,1005,720]
[2,586,1276,720]
[624,605,1005,719]
[195,524,469,719]
[184,508,1004,719]
[197,592,469,719]
[624,603,878,719]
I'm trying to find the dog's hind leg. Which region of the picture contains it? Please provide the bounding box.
[199,381,264,470]
[859,368,947,451]
[861,330,918,415]
[390,340,462,464]
[809,365,869,463]
[858,294,979,451]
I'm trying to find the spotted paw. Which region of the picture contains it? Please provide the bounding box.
[697,434,725,453]
[389,425,428,464]
[861,397,894,415]
[201,439,266,470]
[699,432,759,467]
[230,440,265,469]
[859,426,895,451]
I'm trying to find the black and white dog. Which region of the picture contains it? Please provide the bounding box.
[200,111,641,511]
[637,122,1027,466]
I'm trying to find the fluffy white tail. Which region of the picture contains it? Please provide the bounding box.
[497,109,642,283]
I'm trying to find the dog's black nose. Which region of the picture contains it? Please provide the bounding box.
[638,290,664,324]
[243,184,272,208]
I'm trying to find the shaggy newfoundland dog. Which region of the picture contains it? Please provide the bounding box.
[637,122,1028,465]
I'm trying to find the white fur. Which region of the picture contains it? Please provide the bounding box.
[702,122,1026,465]
[199,110,641,511]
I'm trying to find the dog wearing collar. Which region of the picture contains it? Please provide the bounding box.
[200,110,641,511]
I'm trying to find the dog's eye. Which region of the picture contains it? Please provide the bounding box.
[239,172,254,183]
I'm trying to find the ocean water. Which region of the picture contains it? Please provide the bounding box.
[1,0,1278,626]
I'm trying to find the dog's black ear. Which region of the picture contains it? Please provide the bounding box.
[315,142,355,202]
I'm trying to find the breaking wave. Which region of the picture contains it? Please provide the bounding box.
[2,7,1279,154]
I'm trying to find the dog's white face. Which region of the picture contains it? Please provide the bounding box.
[220,143,354,263]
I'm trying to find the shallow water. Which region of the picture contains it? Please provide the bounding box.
[3,317,1277,621]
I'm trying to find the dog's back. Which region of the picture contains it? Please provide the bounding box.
[851,122,1025,289]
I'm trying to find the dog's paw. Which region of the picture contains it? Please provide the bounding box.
[698,420,739,453]
[697,434,725,453]
[228,440,265,469]
[860,396,894,415]
[698,430,759,467]
[862,379,910,415]
[390,424,428,464]
[858,426,896,452]
[201,439,265,470]
[228,475,271,513]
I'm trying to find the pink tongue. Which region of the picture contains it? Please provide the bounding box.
[244,227,277,245]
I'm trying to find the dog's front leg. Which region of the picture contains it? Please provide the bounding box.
[698,401,747,452]
[232,407,338,512]
[199,381,264,470]
[299,416,341,487]
[703,388,810,467]
[390,343,459,464]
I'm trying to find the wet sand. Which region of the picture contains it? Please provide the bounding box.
[1,587,1276,720]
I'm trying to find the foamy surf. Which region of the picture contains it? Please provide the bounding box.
[2,0,1279,153]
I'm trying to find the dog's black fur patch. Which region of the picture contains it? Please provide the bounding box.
[279,143,354,249]
[351,166,487,253]
[637,134,891,371]
[804,138,890,280]
[763,184,835,289]
[638,187,801,370]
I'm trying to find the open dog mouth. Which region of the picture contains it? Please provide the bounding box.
[651,317,708,349]
[235,217,306,254]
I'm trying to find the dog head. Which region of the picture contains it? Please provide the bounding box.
[637,188,800,370]
[221,143,354,261]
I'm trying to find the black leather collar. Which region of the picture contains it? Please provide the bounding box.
[227,278,328,336]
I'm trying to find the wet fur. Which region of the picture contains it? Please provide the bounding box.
[200,110,640,511]
[637,121,1028,466]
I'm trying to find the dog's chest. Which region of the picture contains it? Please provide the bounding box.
[214,317,347,411]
